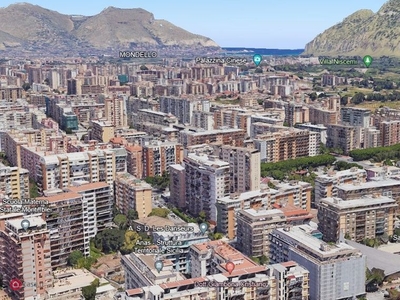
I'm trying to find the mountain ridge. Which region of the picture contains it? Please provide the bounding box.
[0,3,219,52]
[303,0,400,57]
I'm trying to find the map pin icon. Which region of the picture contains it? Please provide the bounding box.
[226,261,235,275]
[21,219,30,231]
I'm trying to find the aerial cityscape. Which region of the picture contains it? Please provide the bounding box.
[1,0,400,300]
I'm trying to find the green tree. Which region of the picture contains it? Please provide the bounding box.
[22,82,31,91]
[148,208,170,218]
[113,214,127,229]
[82,283,96,300]
[351,93,365,104]
[259,255,269,265]
[92,278,100,288]
[127,209,138,226]
[94,228,125,253]
[120,230,141,254]
[210,232,224,240]
[67,250,84,266]
[198,211,206,223]
[140,65,149,70]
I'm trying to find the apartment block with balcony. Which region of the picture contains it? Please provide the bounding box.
[215,145,260,193]
[270,261,309,300]
[115,173,152,218]
[236,206,313,258]
[380,120,400,146]
[309,106,338,125]
[122,267,276,300]
[236,209,286,257]
[134,109,178,131]
[273,181,312,212]
[340,107,370,128]
[179,128,245,148]
[253,129,319,163]
[336,178,400,214]
[318,195,397,243]
[104,96,127,128]
[327,124,357,154]
[269,225,366,300]
[0,163,29,200]
[38,182,113,268]
[169,164,186,209]
[314,168,367,207]
[142,141,183,178]
[184,153,230,222]
[41,191,84,269]
[216,188,276,240]
[159,96,196,124]
[152,223,209,274]
[122,254,185,289]
[126,144,143,179]
[0,216,52,300]
[36,149,115,194]
[89,120,115,143]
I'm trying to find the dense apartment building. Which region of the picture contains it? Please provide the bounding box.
[114,173,152,218]
[321,74,346,86]
[125,144,143,179]
[122,265,275,300]
[295,123,327,144]
[271,261,310,300]
[340,107,370,128]
[318,195,397,243]
[40,182,113,268]
[122,253,185,289]
[159,96,196,124]
[270,225,366,300]
[89,120,115,143]
[179,128,245,148]
[215,145,260,193]
[191,110,214,130]
[0,102,32,130]
[169,164,186,208]
[336,178,400,213]
[184,152,230,222]
[380,120,400,146]
[254,129,320,162]
[236,207,313,257]
[216,181,313,240]
[326,124,357,154]
[142,141,183,178]
[314,168,367,207]
[309,106,338,125]
[189,240,261,277]
[104,96,127,128]
[134,109,178,130]
[37,150,116,194]
[0,215,53,300]
[273,181,312,212]
[0,163,29,200]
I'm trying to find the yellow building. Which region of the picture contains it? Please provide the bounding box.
[115,173,152,218]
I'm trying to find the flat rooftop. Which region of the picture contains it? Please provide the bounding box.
[337,178,400,191]
[321,195,396,209]
[47,269,97,296]
[274,225,357,257]
[183,128,243,136]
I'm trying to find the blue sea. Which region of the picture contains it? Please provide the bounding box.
[221,47,304,56]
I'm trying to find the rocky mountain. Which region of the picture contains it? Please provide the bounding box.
[303,0,400,57]
[0,3,219,53]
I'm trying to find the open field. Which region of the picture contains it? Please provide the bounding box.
[352,100,400,110]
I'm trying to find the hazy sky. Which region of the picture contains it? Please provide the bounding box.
[0,0,388,48]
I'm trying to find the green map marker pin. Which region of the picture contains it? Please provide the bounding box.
[363,55,373,68]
